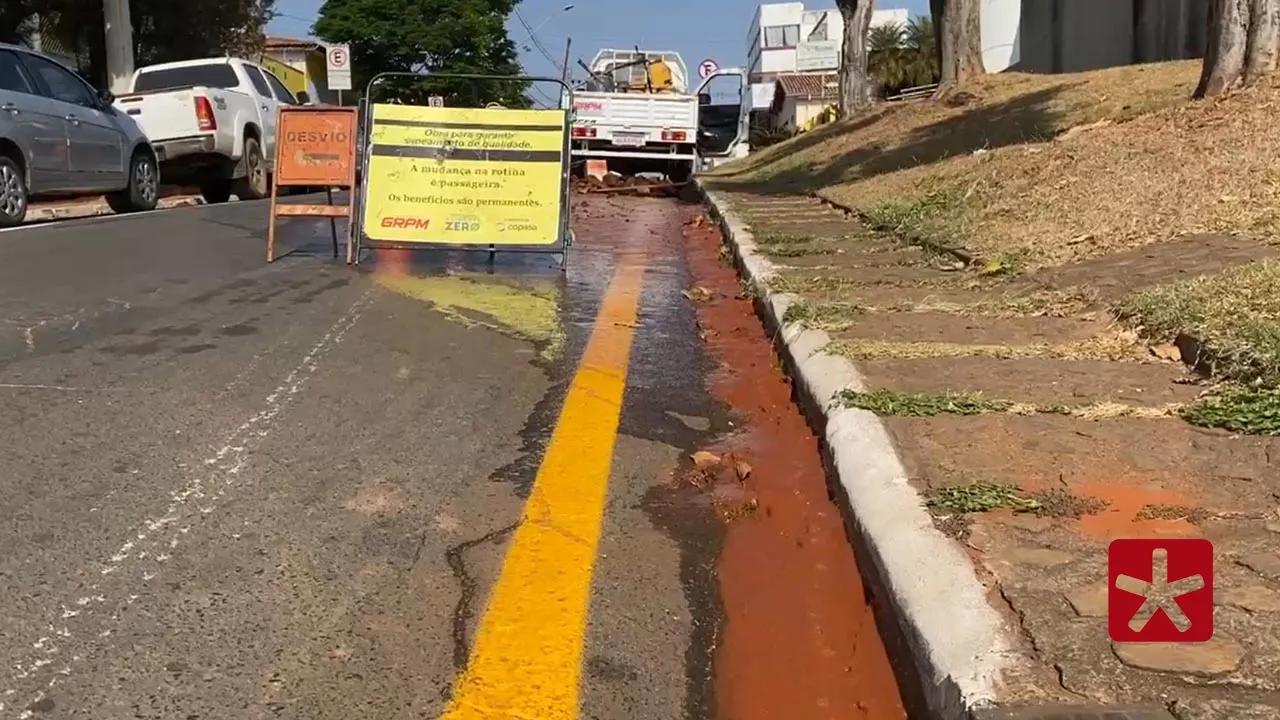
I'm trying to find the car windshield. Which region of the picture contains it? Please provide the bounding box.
[133,63,239,92]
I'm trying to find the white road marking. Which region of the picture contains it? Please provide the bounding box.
[0,384,81,392]
[2,289,373,715]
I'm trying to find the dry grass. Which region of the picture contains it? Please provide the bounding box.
[829,328,1148,362]
[782,299,864,330]
[1121,259,1280,385]
[822,70,1280,272]
[713,60,1280,274]
[840,389,1180,419]
[878,288,1099,318]
[722,61,1198,193]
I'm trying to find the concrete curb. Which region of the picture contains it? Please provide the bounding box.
[700,184,1015,719]
[26,195,204,224]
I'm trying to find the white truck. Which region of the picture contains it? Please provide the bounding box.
[571,49,747,180]
[113,57,303,203]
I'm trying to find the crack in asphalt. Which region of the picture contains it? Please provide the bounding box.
[444,524,518,670]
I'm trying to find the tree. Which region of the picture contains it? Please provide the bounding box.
[868,17,941,98]
[2,0,273,87]
[1196,0,1280,97]
[904,15,940,87]
[868,21,908,95]
[314,0,525,105]
[933,0,983,89]
[835,0,876,115]
[0,1,35,45]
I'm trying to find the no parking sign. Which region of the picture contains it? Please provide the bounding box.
[327,44,352,91]
[698,58,719,79]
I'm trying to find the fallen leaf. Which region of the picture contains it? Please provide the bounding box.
[1150,343,1182,362]
[733,459,753,481]
[691,450,720,470]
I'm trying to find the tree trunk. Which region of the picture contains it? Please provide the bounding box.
[1197,0,1280,96]
[930,0,945,67]
[937,0,984,88]
[836,0,875,116]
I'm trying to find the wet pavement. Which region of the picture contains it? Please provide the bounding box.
[0,194,905,718]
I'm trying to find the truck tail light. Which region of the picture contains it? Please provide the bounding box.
[661,129,687,142]
[571,126,596,139]
[194,96,217,131]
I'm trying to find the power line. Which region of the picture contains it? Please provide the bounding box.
[272,11,317,25]
[512,7,563,72]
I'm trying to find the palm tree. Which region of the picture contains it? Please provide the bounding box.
[904,15,941,87]
[867,21,908,96]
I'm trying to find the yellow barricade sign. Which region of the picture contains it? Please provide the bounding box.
[362,104,567,246]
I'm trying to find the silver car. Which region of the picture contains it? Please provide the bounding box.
[0,43,158,227]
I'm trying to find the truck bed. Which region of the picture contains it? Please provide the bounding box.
[114,88,207,142]
[573,89,696,146]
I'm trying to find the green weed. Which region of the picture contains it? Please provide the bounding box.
[1180,385,1280,435]
[927,483,1040,514]
[840,389,1011,416]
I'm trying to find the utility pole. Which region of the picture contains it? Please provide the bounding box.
[103,0,135,94]
[560,37,572,84]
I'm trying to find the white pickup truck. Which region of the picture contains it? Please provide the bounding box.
[571,49,747,181]
[113,57,302,203]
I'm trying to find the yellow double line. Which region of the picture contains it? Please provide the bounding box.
[441,258,647,719]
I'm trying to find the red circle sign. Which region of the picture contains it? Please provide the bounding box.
[698,59,719,79]
[328,47,348,68]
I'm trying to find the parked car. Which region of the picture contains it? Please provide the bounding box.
[0,43,159,227]
[113,57,300,204]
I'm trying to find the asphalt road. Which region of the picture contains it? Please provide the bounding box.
[0,195,905,719]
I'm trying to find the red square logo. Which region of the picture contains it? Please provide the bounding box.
[1108,538,1213,643]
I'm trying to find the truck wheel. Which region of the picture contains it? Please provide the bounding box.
[200,180,232,204]
[0,156,27,227]
[233,137,269,200]
[106,150,160,214]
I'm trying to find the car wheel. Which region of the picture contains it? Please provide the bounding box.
[0,156,28,227]
[233,137,268,200]
[106,150,160,214]
[200,180,233,204]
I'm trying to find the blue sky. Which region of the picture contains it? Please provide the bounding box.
[267,0,930,80]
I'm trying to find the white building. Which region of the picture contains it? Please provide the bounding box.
[981,0,1208,74]
[747,0,1209,114]
[747,3,908,112]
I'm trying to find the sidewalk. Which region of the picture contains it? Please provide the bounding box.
[701,184,1280,720]
[25,188,203,224]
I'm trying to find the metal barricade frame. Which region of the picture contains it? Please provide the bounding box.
[353,72,574,267]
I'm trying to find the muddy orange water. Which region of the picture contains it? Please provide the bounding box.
[682,216,907,720]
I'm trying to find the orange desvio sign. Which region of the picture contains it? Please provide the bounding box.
[267,106,359,263]
[274,107,357,187]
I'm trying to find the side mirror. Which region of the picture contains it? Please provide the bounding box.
[97,87,115,106]
[295,90,310,105]
[698,92,711,106]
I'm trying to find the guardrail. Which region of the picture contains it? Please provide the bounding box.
[885,83,938,102]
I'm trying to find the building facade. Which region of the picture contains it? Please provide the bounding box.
[262,36,340,104]
[986,0,1209,74]
[746,3,907,112]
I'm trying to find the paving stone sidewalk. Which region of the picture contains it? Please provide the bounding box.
[708,184,1280,720]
